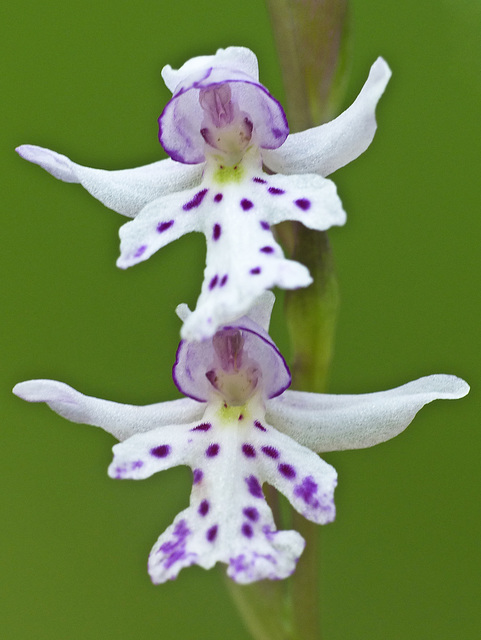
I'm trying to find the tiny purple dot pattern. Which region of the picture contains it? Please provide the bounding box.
[191,422,211,432]
[214,193,223,203]
[183,188,208,210]
[254,420,267,432]
[245,475,263,498]
[206,525,218,542]
[253,177,267,184]
[241,198,254,211]
[198,500,210,516]
[192,469,203,484]
[250,267,261,275]
[260,221,270,230]
[260,246,274,254]
[268,187,285,195]
[209,275,218,290]
[241,523,253,538]
[295,198,311,211]
[212,223,221,240]
[279,463,296,479]
[157,220,174,233]
[261,446,279,459]
[206,443,220,457]
[220,274,228,287]
[243,507,260,522]
[242,444,256,458]
[134,245,147,257]
[151,444,170,458]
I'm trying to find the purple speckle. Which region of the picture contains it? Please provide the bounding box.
[191,422,211,432]
[132,460,144,469]
[250,267,261,275]
[272,127,283,139]
[260,246,274,254]
[242,443,256,458]
[268,187,285,196]
[212,223,221,240]
[294,476,319,507]
[220,274,228,287]
[253,177,267,184]
[238,414,244,421]
[209,275,218,290]
[183,188,208,211]
[241,523,254,538]
[243,507,260,522]
[134,245,147,258]
[214,193,223,203]
[157,220,174,233]
[254,420,266,432]
[295,198,311,211]
[198,499,210,516]
[241,198,254,211]
[192,468,203,484]
[206,443,220,458]
[151,444,171,458]
[279,463,296,479]
[261,446,279,459]
[206,525,218,542]
[260,221,270,231]
[245,475,263,498]
[159,519,191,569]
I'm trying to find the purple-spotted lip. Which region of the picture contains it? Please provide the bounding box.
[172,319,291,403]
[159,77,289,165]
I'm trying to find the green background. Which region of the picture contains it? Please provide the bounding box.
[1,1,479,638]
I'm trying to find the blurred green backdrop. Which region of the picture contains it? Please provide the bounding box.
[1,1,479,638]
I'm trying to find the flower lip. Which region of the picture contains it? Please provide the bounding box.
[173,316,291,403]
[159,73,289,164]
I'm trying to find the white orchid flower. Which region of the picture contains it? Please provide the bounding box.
[16,47,391,340]
[13,293,468,584]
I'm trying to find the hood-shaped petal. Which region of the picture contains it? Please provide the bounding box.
[262,57,391,177]
[16,144,203,218]
[266,374,469,452]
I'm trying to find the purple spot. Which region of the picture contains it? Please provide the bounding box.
[198,500,210,516]
[242,444,256,458]
[253,177,267,184]
[214,193,223,203]
[183,188,208,211]
[260,246,274,254]
[206,443,220,457]
[209,275,218,290]
[192,469,203,484]
[279,463,296,479]
[243,507,260,522]
[212,223,221,240]
[151,444,171,458]
[238,414,244,421]
[260,221,270,231]
[254,420,266,432]
[206,525,218,542]
[191,422,211,432]
[159,519,191,569]
[272,127,283,139]
[295,198,311,211]
[241,198,254,211]
[132,460,144,469]
[294,476,319,507]
[134,245,147,258]
[245,475,263,498]
[268,187,285,196]
[220,274,228,287]
[157,220,174,233]
[250,267,261,275]
[241,523,253,538]
[261,446,279,459]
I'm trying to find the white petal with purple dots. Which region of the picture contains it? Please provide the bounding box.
[17,47,389,339]
[13,294,469,584]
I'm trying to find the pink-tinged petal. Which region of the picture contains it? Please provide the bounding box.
[16,144,203,218]
[262,57,391,177]
[266,375,469,453]
[173,314,290,402]
[13,379,204,442]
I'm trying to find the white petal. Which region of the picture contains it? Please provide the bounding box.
[16,144,203,218]
[161,47,259,93]
[111,402,306,583]
[266,375,469,452]
[262,57,392,177]
[13,379,204,442]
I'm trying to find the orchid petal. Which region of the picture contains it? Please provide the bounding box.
[16,144,203,218]
[262,57,391,177]
[266,375,469,452]
[13,379,204,442]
